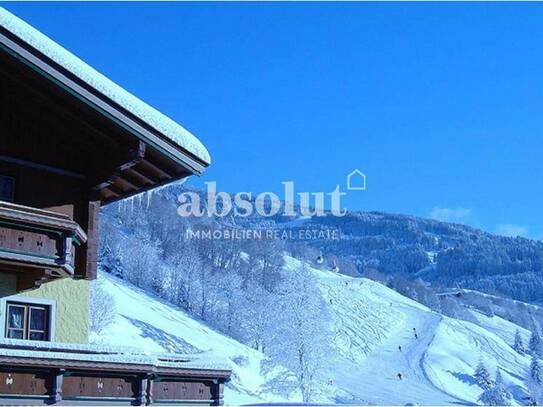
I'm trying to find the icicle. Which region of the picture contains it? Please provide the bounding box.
[146,190,152,209]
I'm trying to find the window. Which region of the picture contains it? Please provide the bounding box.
[0,175,15,202]
[5,301,50,341]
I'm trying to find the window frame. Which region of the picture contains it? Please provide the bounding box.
[0,295,56,342]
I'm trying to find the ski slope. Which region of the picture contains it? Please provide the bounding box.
[287,258,531,405]
[93,262,532,405]
[303,263,469,404]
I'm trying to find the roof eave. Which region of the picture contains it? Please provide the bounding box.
[0,27,209,176]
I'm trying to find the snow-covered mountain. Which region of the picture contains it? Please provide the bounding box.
[133,184,543,303]
[93,257,533,405]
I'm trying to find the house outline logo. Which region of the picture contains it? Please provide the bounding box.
[346,169,366,191]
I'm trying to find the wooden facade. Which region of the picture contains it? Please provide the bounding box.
[0,341,229,405]
[0,21,206,285]
[0,202,87,290]
[0,8,229,406]
[0,369,225,406]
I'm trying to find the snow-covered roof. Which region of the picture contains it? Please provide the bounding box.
[0,338,230,372]
[0,7,211,166]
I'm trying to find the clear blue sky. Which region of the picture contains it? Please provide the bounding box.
[3,3,543,239]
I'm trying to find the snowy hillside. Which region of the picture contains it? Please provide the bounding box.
[92,260,534,405]
[109,185,543,303]
[293,258,531,405]
[91,272,292,405]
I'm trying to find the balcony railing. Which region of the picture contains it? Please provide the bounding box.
[0,201,87,278]
[0,339,230,406]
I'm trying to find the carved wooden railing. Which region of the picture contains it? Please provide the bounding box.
[0,201,87,277]
[0,340,229,406]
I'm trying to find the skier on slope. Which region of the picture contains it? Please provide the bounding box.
[398,345,402,352]
[397,373,403,380]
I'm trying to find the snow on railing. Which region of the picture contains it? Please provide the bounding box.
[0,338,230,370]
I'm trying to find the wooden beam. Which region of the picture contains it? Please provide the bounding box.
[89,141,146,192]
[107,182,126,196]
[102,172,190,206]
[16,269,54,292]
[0,154,85,179]
[101,187,120,199]
[115,176,138,192]
[139,159,173,180]
[125,167,156,186]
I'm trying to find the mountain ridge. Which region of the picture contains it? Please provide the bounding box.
[138,184,543,302]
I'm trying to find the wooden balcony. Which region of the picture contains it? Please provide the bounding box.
[0,201,87,289]
[0,339,230,405]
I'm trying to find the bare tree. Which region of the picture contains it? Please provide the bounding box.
[89,278,117,336]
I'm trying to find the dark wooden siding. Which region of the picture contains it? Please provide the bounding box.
[0,367,226,406]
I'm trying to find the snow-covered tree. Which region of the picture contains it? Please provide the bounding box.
[527,356,543,405]
[121,230,162,289]
[530,330,543,357]
[474,360,493,390]
[478,369,512,406]
[211,270,244,337]
[530,356,543,384]
[238,280,276,352]
[168,245,205,314]
[513,329,526,355]
[268,264,332,403]
[89,278,117,336]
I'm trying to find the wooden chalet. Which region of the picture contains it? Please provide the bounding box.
[0,7,229,405]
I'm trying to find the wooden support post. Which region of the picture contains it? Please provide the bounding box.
[211,380,225,406]
[46,369,64,405]
[59,235,73,267]
[74,200,100,280]
[147,377,154,406]
[132,374,149,406]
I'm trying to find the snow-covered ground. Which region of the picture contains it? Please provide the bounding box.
[93,261,532,405]
[92,272,291,405]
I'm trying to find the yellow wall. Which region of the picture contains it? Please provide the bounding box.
[0,275,89,344]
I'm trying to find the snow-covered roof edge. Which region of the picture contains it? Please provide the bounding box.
[0,7,211,166]
[0,338,231,372]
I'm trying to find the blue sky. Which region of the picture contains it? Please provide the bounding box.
[3,3,543,239]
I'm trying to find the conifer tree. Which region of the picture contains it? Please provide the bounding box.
[478,369,512,406]
[530,356,543,385]
[513,329,526,355]
[474,359,493,390]
[527,356,543,405]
